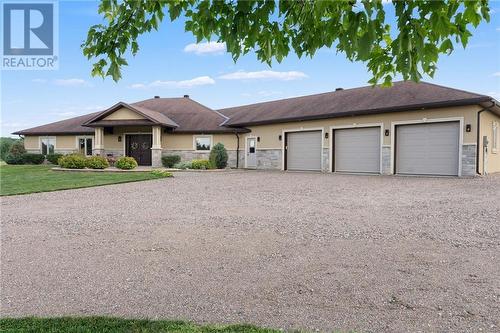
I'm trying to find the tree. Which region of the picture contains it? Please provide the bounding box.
[209,142,228,169]
[0,137,16,161]
[83,0,490,85]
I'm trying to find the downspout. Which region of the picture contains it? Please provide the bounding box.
[476,101,496,175]
[234,131,240,169]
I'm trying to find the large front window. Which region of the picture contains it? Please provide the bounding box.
[40,136,55,155]
[194,136,212,151]
[78,137,93,156]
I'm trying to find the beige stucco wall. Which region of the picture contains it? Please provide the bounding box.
[103,107,146,120]
[24,135,80,151]
[162,133,238,150]
[24,136,40,150]
[479,110,500,174]
[245,105,481,149]
[103,126,152,150]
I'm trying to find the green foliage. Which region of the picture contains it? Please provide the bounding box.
[162,155,181,168]
[173,161,192,169]
[46,153,63,165]
[191,159,213,170]
[209,143,228,169]
[9,140,26,156]
[58,154,87,169]
[151,169,174,178]
[115,156,138,170]
[86,156,110,169]
[5,154,25,165]
[83,0,490,85]
[0,316,281,332]
[0,137,17,161]
[22,153,45,165]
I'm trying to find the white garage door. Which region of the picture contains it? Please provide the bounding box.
[334,127,381,173]
[396,122,460,176]
[286,131,322,171]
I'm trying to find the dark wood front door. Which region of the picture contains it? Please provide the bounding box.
[126,134,152,166]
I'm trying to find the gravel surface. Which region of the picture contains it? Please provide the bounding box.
[1,171,499,332]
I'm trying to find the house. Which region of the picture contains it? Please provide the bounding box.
[13,81,500,176]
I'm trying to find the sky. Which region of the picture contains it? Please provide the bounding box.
[1,0,499,137]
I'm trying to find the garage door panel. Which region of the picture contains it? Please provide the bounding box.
[286,131,322,171]
[334,127,380,173]
[396,122,459,176]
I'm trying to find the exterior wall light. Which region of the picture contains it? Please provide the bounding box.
[257,136,260,142]
[466,124,472,132]
[384,129,390,136]
[118,136,122,142]
[278,134,282,141]
[324,132,329,139]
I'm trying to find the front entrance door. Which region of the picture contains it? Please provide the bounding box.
[246,137,257,168]
[126,134,152,166]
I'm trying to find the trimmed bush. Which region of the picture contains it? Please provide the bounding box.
[161,155,181,168]
[115,156,138,170]
[9,140,26,156]
[86,156,110,169]
[58,154,87,169]
[23,153,45,164]
[173,161,192,169]
[209,143,228,169]
[191,159,213,170]
[46,153,63,165]
[151,169,174,178]
[5,153,25,165]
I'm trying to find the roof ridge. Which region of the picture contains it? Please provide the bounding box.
[416,81,488,97]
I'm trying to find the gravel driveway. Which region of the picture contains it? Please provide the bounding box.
[1,171,499,332]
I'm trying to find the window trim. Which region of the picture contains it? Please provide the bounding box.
[493,121,498,154]
[193,135,213,151]
[76,136,94,156]
[39,136,56,155]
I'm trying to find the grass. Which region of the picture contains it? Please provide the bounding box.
[0,165,170,196]
[0,317,282,333]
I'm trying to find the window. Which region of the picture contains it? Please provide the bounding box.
[40,136,55,155]
[78,137,93,156]
[194,136,212,151]
[493,121,498,153]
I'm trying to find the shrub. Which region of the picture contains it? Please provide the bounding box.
[209,143,228,169]
[173,161,192,169]
[0,137,16,161]
[5,153,25,165]
[86,156,110,169]
[9,140,26,156]
[58,154,87,169]
[151,169,174,178]
[46,153,63,165]
[115,156,138,170]
[161,155,181,168]
[23,153,45,164]
[191,159,213,170]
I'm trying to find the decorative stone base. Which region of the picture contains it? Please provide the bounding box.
[382,146,391,175]
[322,148,329,172]
[461,144,476,176]
[92,148,105,156]
[152,148,162,167]
[162,149,243,168]
[256,149,281,169]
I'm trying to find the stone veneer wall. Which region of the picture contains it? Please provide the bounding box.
[162,150,244,168]
[461,144,476,176]
[381,146,391,175]
[256,149,282,169]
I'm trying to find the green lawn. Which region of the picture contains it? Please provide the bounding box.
[0,317,281,333]
[0,165,168,196]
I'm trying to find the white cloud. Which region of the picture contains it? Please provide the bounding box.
[53,78,91,87]
[130,76,215,89]
[493,72,500,77]
[219,70,308,81]
[184,42,226,55]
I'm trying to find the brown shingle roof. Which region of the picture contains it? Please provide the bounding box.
[12,112,98,135]
[220,81,493,126]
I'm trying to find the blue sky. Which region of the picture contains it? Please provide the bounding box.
[1,0,499,136]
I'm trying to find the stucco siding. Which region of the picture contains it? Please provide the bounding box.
[24,136,39,150]
[479,110,500,174]
[103,107,146,120]
[162,133,238,150]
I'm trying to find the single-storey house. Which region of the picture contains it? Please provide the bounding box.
[13,81,500,176]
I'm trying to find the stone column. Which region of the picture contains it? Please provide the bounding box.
[93,127,105,156]
[151,126,162,167]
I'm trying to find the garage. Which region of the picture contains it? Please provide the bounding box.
[395,121,460,176]
[333,127,381,173]
[285,130,322,171]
